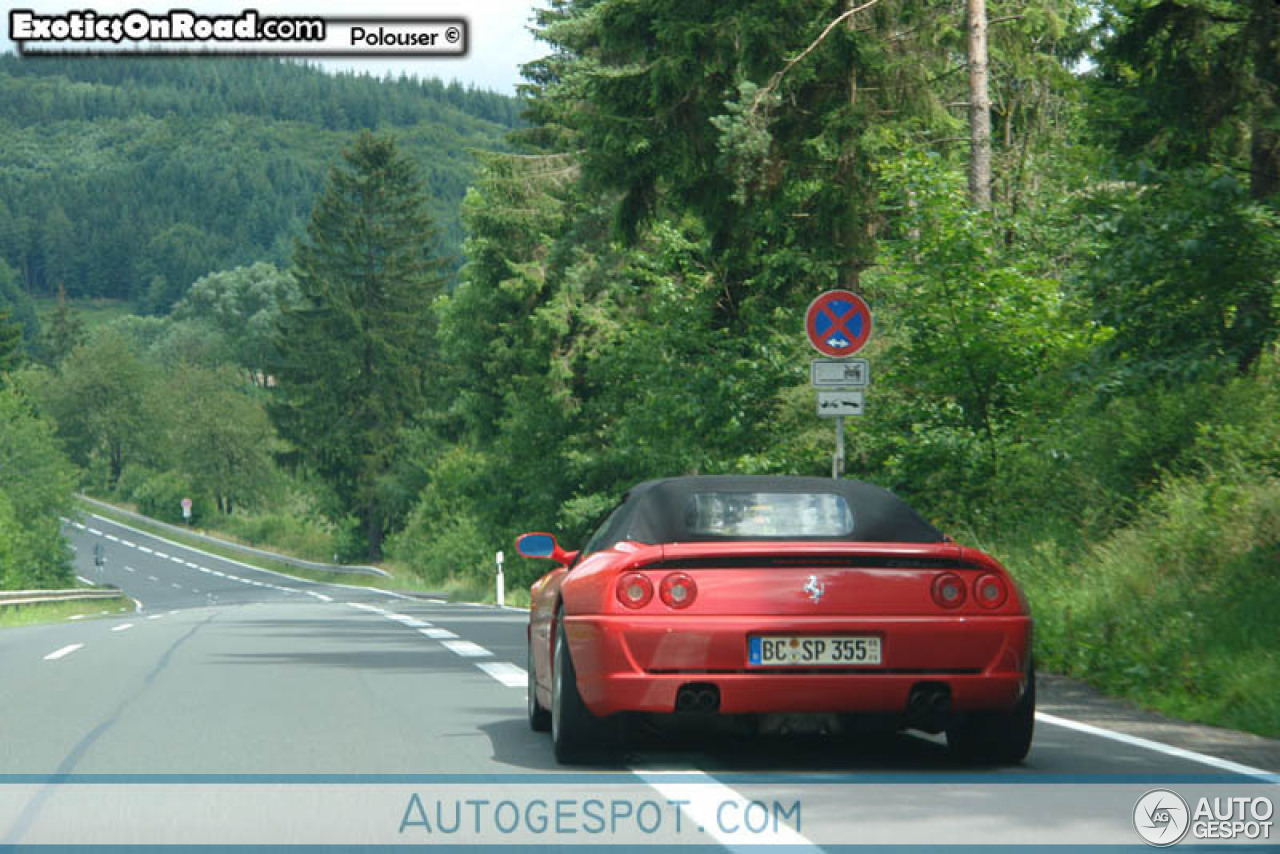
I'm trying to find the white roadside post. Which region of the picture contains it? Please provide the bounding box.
[495,550,505,607]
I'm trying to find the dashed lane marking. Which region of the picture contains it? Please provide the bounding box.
[111,623,133,632]
[441,639,492,658]
[44,644,84,661]
[475,661,525,687]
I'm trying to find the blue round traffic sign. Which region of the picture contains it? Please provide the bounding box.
[805,290,872,356]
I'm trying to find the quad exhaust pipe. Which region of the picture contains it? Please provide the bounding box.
[675,683,720,713]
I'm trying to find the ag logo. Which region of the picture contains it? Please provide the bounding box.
[1134,789,1190,846]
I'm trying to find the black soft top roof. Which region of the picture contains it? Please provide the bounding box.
[596,475,944,546]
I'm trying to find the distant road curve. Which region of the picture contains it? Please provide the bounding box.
[74,494,391,578]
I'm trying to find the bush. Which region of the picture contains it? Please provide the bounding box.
[133,471,210,525]
[1008,467,1280,737]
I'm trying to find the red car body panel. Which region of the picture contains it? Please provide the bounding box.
[529,539,1033,719]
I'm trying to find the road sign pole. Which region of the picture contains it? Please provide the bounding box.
[833,415,845,479]
[495,551,505,608]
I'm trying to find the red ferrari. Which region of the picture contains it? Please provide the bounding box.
[518,476,1034,764]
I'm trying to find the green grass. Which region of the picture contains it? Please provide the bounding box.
[0,596,133,628]
[994,468,1280,738]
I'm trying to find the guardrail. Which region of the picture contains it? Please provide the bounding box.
[0,589,125,607]
[73,495,391,578]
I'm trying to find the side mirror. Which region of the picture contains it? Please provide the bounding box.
[516,532,578,566]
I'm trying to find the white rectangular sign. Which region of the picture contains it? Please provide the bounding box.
[811,358,869,387]
[817,390,864,417]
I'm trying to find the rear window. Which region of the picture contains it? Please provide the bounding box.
[683,492,855,538]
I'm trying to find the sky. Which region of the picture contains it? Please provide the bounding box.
[3,0,547,94]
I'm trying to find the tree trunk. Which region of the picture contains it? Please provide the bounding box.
[1248,0,1279,202]
[366,505,383,561]
[967,0,992,210]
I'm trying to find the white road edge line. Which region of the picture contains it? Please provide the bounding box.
[475,661,525,687]
[44,644,84,661]
[75,575,92,585]
[632,767,821,851]
[1035,712,1275,780]
[86,512,414,601]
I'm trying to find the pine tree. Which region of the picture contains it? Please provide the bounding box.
[270,132,448,559]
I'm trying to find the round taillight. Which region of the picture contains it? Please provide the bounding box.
[974,573,1008,609]
[615,572,653,609]
[932,573,967,609]
[659,573,697,609]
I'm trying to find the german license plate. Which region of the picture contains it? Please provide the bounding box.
[748,635,882,666]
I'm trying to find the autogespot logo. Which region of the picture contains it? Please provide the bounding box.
[1135,789,1190,846]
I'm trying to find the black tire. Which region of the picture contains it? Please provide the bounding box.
[550,609,614,763]
[528,640,551,732]
[946,662,1036,765]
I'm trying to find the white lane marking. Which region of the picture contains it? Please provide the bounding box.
[1035,712,1275,780]
[476,661,526,687]
[138,546,153,554]
[125,566,135,573]
[72,522,85,529]
[111,623,133,632]
[147,614,163,620]
[104,534,119,542]
[211,571,225,577]
[309,592,333,602]
[44,644,85,660]
[121,540,136,548]
[87,527,103,536]
[68,615,86,621]
[634,767,821,850]
[171,583,182,589]
[185,561,198,568]
[75,575,92,585]
[441,639,492,658]
[170,556,184,564]
[199,567,212,574]
[423,598,446,604]
[147,576,159,582]
[191,588,201,594]
[154,552,169,559]
[419,628,457,640]
[397,618,431,628]
[385,613,411,621]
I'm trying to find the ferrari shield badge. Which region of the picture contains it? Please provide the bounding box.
[804,574,825,604]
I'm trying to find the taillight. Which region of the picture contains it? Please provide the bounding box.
[973,573,1008,609]
[932,573,967,609]
[659,573,697,609]
[615,572,653,609]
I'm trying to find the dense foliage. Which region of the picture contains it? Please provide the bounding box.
[0,56,516,311]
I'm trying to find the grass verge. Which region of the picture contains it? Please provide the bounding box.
[996,467,1280,739]
[0,595,133,628]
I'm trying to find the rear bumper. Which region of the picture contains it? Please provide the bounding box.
[562,614,1032,717]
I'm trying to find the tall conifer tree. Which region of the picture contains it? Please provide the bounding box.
[270,132,447,558]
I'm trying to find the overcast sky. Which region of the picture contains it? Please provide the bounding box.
[3,0,548,94]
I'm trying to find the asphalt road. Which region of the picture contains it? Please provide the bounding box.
[1,513,1276,848]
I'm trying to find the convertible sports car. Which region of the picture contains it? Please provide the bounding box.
[518,475,1034,764]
